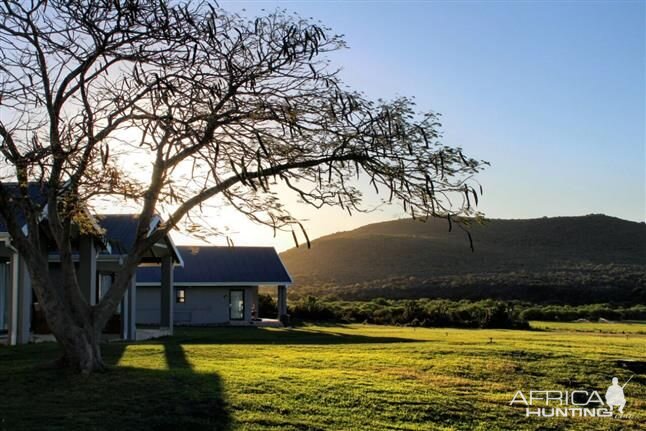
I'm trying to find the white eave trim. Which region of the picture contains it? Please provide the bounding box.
[21,202,48,235]
[166,235,184,268]
[149,215,184,268]
[0,234,18,253]
[19,200,110,251]
[137,281,292,287]
[47,254,124,264]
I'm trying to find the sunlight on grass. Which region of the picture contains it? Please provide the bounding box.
[0,323,643,430]
[531,320,646,334]
[174,324,645,430]
[114,344,168,370]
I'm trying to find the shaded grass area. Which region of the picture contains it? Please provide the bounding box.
[0,323,644,430]
[0,338,230,431]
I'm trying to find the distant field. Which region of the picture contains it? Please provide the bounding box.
[531,320,646,334]
[0,322,644,430]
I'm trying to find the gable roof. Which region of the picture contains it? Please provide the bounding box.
[0,183,49,233]
[137,246,292,286]
[0,183,106,245]
[0,185,181,265]
[98,214,140,254]
[98,214,182,265]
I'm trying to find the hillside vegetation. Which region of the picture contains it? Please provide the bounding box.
[283,296,646,327]
[281,215,646,303]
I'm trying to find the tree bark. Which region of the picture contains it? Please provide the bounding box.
[26,255,110,374]
[55,324,106,374]
[33,289,106,373]
[7,214,142,374]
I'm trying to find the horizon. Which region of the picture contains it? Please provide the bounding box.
[165,0,645,251]
[3,1,643,252]
[173,212,645,253]
[0,2,644,424]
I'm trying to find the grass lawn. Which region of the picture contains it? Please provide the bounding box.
[0,322,644,430]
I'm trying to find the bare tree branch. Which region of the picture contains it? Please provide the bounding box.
[0,0,487,372]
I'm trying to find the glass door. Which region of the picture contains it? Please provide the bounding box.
[97,273,113,302]
[229,289,245,320]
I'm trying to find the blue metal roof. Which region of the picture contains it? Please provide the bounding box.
[0,183,49,232]
[98,214,182,264]
[98,214,140,254]
[0,187,180,264]
[137,246,292,285]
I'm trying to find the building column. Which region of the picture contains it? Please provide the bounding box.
[78,236,97,305]
[0,260,6,334]
[0,243,13,340]
[120,274,137,341]
[120,293,127,340]
[277,285,287,320]
[160,255,173,334]
[16,255,32,344]
[250,286,259,320]
[5,251,18,346]
[127,274,136,341]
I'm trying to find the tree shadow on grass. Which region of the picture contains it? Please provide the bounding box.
[0,340,231,431]
[168,326,421,345]
[0,325,418,430]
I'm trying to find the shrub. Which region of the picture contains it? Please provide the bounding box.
[258,294,277,318]
[284,296,636,328]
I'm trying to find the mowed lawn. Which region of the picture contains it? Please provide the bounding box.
[0,323,644,431]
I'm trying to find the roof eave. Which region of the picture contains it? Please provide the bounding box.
[137,281,293,287]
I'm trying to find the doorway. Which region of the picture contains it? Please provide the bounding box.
[229,289,245,320]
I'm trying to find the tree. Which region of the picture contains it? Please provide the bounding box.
[0,0,486,373]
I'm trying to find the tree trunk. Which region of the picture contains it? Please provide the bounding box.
[7,210,141,374]
[56,325,106,374]
[39,296,107,373]
[28,264,109,374]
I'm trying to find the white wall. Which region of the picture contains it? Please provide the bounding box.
[136,285,259,325]
[0,262,6,331]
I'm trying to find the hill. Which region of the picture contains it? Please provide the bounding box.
[280,215,646,303]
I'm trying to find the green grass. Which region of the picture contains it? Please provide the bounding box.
[1,322,644,430]
[531,320,646,334]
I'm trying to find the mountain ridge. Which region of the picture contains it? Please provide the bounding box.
[280,214,646,303]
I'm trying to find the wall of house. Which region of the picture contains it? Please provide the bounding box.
[0,261,6,331]
[135,287,160,324]
[136,285,259,325]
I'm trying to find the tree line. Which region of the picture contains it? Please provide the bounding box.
[259,295,646,328]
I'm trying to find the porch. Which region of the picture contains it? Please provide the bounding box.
[232,318,283,327]
[0,214,182,346]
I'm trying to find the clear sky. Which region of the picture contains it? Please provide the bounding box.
[174,0,645,251]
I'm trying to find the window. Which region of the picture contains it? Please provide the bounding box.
[96,273,113,302]
[176,288,186,304]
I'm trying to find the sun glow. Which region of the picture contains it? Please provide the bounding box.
[93,126,404,252]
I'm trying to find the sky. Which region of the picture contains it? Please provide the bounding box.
[174,0,645,251]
